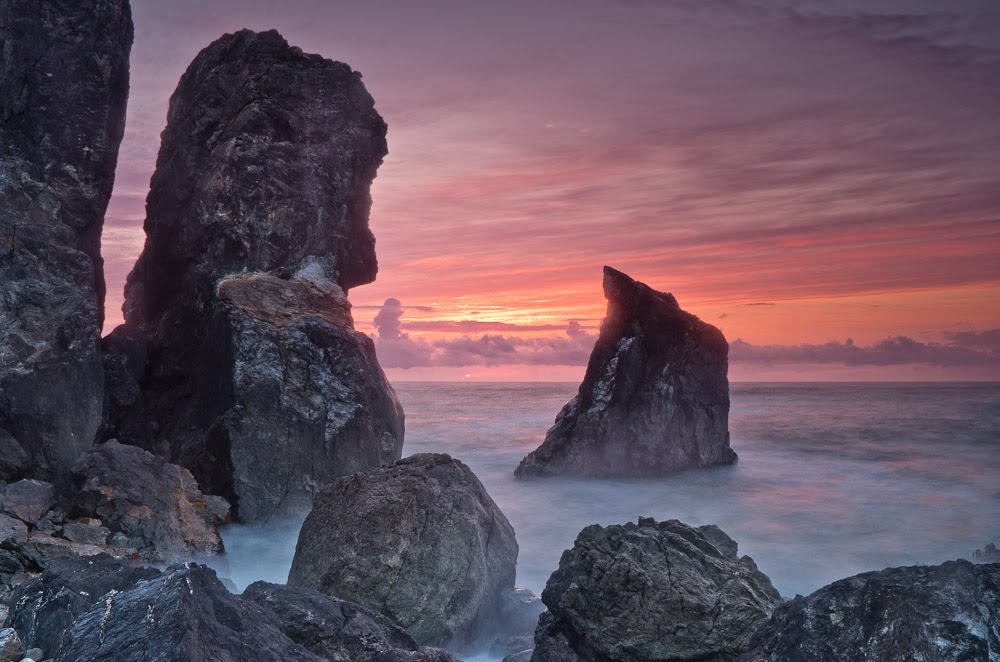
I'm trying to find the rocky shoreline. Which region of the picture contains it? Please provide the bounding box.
[1,2,996,661]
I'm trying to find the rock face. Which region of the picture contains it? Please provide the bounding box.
[242,581,460,661]
[288,453,519,647]
[7,556,459,662]
[741,560,1000,662]
[532,518,782,661]
[108,29,403,521]
[70,440,228,560]
[516,267,735,478]
[6,555,160,657]
[56,564,325,662]
[0,0,133,481]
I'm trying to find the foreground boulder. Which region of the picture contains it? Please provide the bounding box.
[56,564,323,662]
[70,440,228,560]
[6,556,458,662]
[741,560,1000,662]
[108,28,403,522]
[0,0,133,481]
[6,555,160,657]
[288,453,518,647]
[516,267,735,478]
[532,518,782,661]
[242,581,459,661]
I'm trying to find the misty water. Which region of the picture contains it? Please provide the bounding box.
[219,382,1000,652]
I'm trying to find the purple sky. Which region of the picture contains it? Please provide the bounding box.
[105,0,1000,380]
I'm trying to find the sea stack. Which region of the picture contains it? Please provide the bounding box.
[108,30,403,521]
[516,266,735,478]
[0,0,133,481]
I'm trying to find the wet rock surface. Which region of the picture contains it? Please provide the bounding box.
[516,266,735,478]
[108,28,402,522]
[741,560,1000,662]
[242,581,460,661]
[0,0,133,482]
[288,453,519,647]
[70,440,228,560]
[6,555,159,658]
[532,518,782,661]
[56,563,324,662]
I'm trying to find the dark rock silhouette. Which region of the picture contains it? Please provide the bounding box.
[108,29,403,521]
[288,453,518,648]
[516,266,735,478]
[70,440,228,560]
[531,518,782,661]
[741,560,1000,662]
[0,0,133,481]
[242,581,460,661]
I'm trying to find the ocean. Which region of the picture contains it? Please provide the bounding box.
[218,381,1000,645]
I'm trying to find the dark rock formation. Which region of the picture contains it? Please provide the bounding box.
[56,564,325,662]
[70,440,228,560]
[0,0,133,481]
[109,28,403,522]
[1,481,56,525]
[741,560,1000,662]
[288,453,518,647]
[0,627,23,662]
[0,431,28,482]
[242,581,460,661]
[7,557,458,662]
[532,518,782,661]
[6,555,159,657]
[516,267,735,478]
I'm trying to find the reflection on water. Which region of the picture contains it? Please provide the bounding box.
[222,382,1000,602]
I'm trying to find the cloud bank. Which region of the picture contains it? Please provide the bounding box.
[371,300,1000,371]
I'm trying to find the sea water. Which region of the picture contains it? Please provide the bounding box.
[220,382,1000,638]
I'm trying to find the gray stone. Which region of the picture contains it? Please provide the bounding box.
[242,581,459,661]
[516,267,735,478]
[0,431,28,482]
[289,453,518,647]
[57,522,109,547]
[24,649,42,661]
[70,440,226,560]
[56,564,325,662]
[532,518,782,661]
[0,0,133,482]
[0,515,27,545]
[741,560,1000,662]
[108,29,403,522]
[6,555,160,657]
[0,627,23,662]
[0,481,56,525]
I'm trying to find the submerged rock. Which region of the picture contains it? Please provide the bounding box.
[516,267,735,478]
[532,518,782,661]
[741,560,1000,662]
[0,0,133,481]
[288,453,518,647]
[242,581,459,661]
[109,29,402,522]
[70,440,227,560]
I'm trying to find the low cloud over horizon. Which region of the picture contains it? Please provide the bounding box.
[369,299,1000,375]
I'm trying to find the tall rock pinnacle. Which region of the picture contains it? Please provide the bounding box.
[110,30,403,521]
[515,266,736,478]
[0,0,133,480]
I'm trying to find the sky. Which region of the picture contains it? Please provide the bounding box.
[104,0,1000,381]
